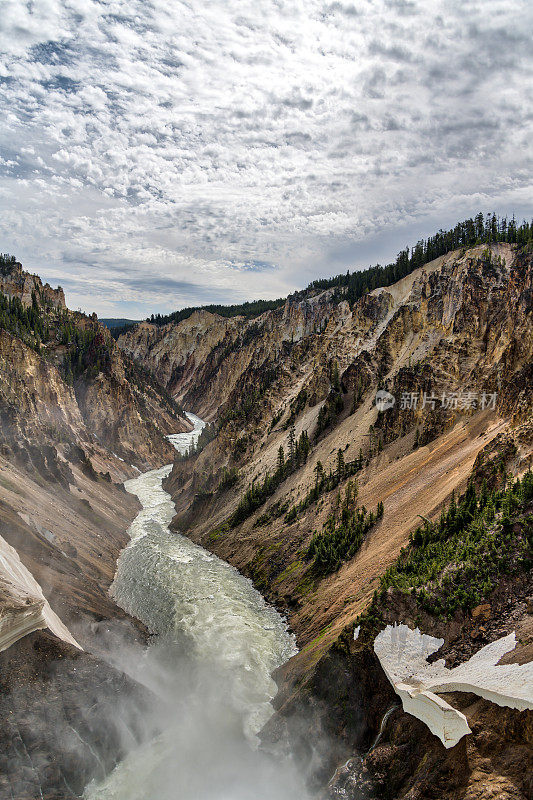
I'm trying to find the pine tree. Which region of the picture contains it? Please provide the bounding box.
[314,460,324,493]
[298,430,310,464]
[277,445,285,475]
[288,425,296,466]
[336,448,345,481]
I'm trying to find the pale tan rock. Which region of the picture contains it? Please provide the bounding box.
[472,603,491,620]
[0,260,65,308]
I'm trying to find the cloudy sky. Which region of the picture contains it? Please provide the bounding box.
[0,0,531,318]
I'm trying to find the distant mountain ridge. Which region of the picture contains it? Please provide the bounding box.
[100,317,140,329]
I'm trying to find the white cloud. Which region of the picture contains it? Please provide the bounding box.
[0,0,531,316]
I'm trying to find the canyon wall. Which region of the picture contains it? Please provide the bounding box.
[119,241,533,800]
[0,259,192,798]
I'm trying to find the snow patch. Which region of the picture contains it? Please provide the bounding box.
[374,624,533,748]
[0,534,81,652]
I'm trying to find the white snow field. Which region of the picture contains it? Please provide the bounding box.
[374,624,533,748]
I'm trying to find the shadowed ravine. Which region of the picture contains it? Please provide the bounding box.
[84,413,308,800]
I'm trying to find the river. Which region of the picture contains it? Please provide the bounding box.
[85,413,307,800]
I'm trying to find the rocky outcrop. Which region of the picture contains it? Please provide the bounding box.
[0,253,192,475]
[0,631,160,800]
[118,313,237,402]
[0,259,65,309]
[118,290,340,419]
[0,322,189,473]
[264,566,533,800]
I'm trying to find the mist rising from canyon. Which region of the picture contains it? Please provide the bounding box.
[82,416,312,800]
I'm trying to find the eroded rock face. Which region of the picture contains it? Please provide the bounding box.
[121,244,532,504]
[118,313,237,400]
[0,260,65,309]
[0,323,188,473]
[118,290,341,419]
[0,254,192,475]
[0,631,160,800]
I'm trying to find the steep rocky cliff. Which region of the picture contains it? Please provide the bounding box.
[119,240,533,799]
[0,256,65,310]
[0,298,190,475]
[0,257,194,633]
[121,242,532,524]
[118,289,339,420]
[0,258,191,798]
[121,243,530,438]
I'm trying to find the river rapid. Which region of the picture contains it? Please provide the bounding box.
[85,413,308,800]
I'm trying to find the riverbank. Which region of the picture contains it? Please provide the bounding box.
[84,414,310,800]
[163,414,533,798]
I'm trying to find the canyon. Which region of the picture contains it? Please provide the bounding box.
[0,235,531,799]
[120,239,533,798]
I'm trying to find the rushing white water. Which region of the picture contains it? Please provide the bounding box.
[166,411,206,454]
[85,413,305,800]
